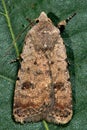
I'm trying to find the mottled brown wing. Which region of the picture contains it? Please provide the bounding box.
[46,37,73,124]
[13,28,52,123]
[13,12,73,124]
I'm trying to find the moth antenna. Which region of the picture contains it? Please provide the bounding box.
[66,13,76,23]
[58,13,76,32]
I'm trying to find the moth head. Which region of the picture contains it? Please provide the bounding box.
[36,12,49,23]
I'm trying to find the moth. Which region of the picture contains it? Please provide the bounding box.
[13,12,76,124]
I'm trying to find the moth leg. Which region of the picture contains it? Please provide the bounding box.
[10,55,23,64]
[58,13,76,32]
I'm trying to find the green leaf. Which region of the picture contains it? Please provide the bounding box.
[0,0,87,130]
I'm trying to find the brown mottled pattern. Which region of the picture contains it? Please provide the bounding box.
[13,12,73,124]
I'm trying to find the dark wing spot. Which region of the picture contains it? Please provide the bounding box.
[54,82,64,90]
[51,61,54,64]
[14,109,22,117]
[60,110,71,118]
[58,68,60,71]
[49,61,54,65]
[27,67,30,73]
[27,67,30,71]
[22,81,34,90]
[34,60,37,65]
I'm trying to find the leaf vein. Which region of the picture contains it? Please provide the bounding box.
[0,74,14,83]
[1,0,20,58]
[43,120,49,130]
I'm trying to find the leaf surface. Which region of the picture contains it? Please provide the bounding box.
[0,0,87,130]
